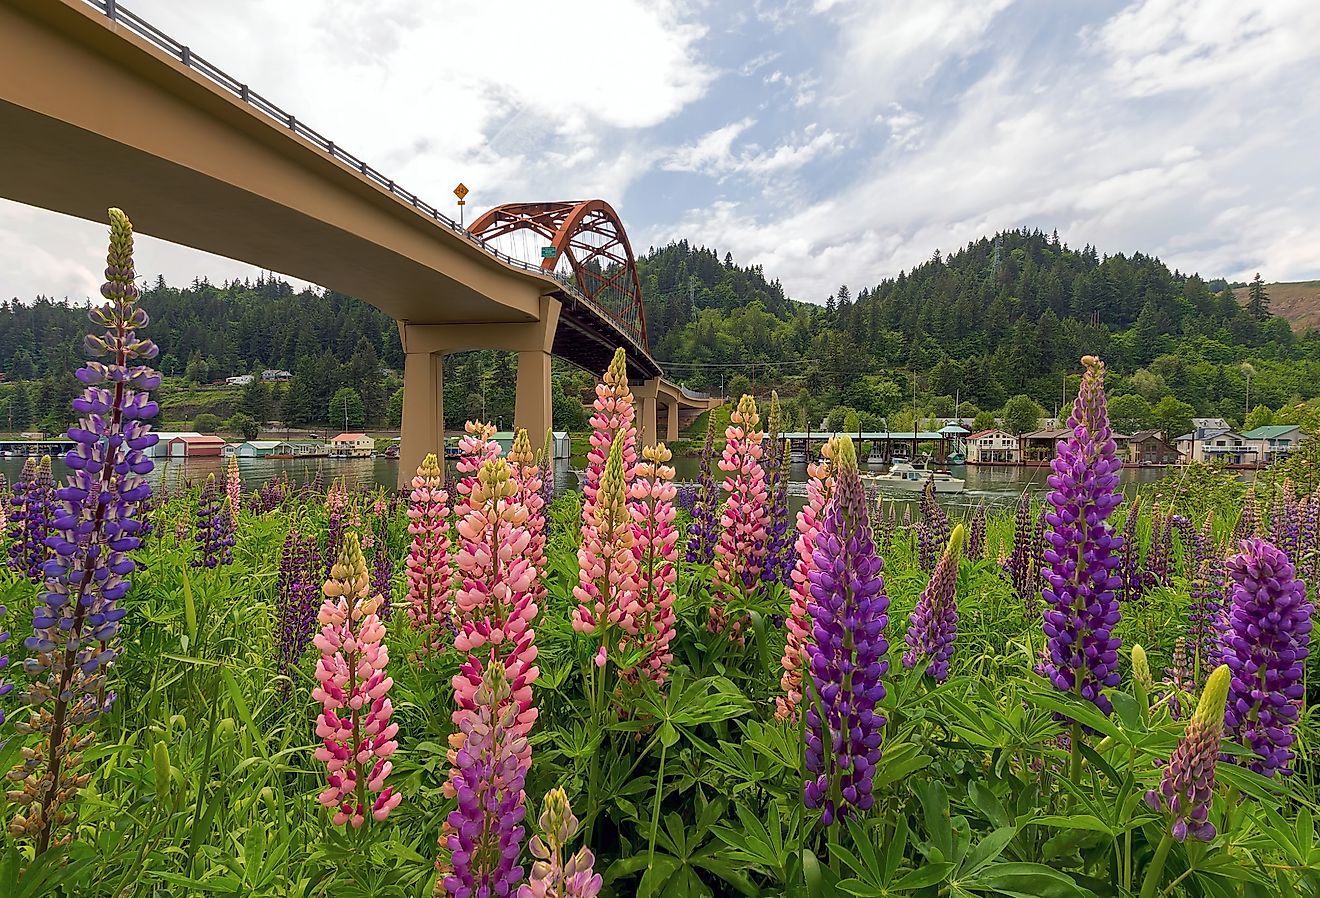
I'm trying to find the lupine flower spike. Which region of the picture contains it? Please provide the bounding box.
[193,474,235,568]
[582,348,637,526]
[276,528,321,691]
[509,430,548,602]
[573,434,637,669]
[312,532,401,827]
[405,453,452,651]
[7,456,53,582]
[442,660,529,898]
[1222,538,1312,776]
[710,394,769,636]
[8,209,159,853]
[624,443,679,685]
[1145,663,1231,841]
[226,453,241,516]
[685,414,719,564]
[804,437,890,824]
[777,438,837,721]
[518,787,602,898]
[903,524,965,682]
[1040,356,1124,716]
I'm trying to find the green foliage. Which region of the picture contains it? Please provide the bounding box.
[0,480,1317,897]
[1150,395,1196,440]
[327,387,365,430]
[226,412,260,440]
[193,412,222,433]
[1000,394,1043,434]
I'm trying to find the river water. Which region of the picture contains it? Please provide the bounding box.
[1,452,1170,515]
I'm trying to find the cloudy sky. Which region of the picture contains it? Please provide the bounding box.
[5,0,1320,305]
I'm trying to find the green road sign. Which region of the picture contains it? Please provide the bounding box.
[541,246,557,258]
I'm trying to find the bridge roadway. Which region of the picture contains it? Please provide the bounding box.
[0,0,718,486]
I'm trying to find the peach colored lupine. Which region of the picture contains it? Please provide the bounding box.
[405,453,452,649]
[623,443,679,685]
[312,532,401,827]
[582,348,637,518]
[777,438,838,720]
[447,456,540,782]
[508,429,547,603]
[225,454,241,516]
[710,394,770,636]
[572,434,637,654]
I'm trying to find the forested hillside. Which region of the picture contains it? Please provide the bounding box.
[637,229,1320,433]
[3,230,1319,436]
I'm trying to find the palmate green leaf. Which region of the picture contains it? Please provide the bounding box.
[960,826,1017,875]
[1027,814,1121,836]
[1023,689,1124,742]
[891,862,955,890]
[962,861,1097,897]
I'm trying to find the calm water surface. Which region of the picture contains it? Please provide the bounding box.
[1,452,1171,515]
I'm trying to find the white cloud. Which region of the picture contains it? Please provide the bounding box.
[664,121,841,178]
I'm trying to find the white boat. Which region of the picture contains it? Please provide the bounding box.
[864,462,965,493]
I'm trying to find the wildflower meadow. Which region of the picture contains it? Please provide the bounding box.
[3,211,1320,897]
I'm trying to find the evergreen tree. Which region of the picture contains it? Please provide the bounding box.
[1246,272,1270,320]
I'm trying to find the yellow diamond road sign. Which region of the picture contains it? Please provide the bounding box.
[453,183,469,203]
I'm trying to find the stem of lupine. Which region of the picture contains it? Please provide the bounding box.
[1139,832,1174,898]
[648,737,667,871]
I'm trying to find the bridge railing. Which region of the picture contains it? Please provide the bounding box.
[80,0,649,355]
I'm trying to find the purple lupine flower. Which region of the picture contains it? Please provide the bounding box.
[901,503,911,528]
[275,527,321,692]
[673,484,699,512]
[1222,538,1312,777]
[1161,636,1194,720]
[1269,482,1301,562]
[1117,497,1144,605]
[10,209,159,852]
[685,415,719,564]
[916,482,949,573]
[1236,489,1258,541]
[1039,356,1125,716]
[1145,663,1231,842]
[192,475,235,568]
[7,456,54,583]
[1144,509,1172,589]
[966,501,987,561]
[903,524,965,682]
[1188,551,1227,682]
[325,507,344,579]
[0,602,10,726]
[443,659,528,897]
[371,523,394,621]
[1168,513,1203,580]
[765,442,794,584]
[1004,491,1036,611]
[804,437,890,825]
[1298,495,1319,588]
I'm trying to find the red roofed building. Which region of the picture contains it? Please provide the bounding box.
[330,433,375,458]
[167,434,226,458]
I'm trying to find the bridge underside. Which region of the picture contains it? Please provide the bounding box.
[0,0,701,486]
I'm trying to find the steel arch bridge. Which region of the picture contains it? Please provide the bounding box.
[468,200,649,369]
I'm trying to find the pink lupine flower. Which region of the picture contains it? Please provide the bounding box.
[455,420,501,506]
[624,443,679,685]
[572,435,637,659]
[405,453,452,650]
[312,532,401,828]
[582,348,637,519]
[449,456,540,771]
[508,429,547,602]
[710,394,770,637]
[518,787,602,898]
[225,454,241,516]
[777,439,837,721]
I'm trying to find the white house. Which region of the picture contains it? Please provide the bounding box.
[261,369,293,382]
[1175,428,1259,465]
[330,433,375,458]
[225,374,254,386]
[1242,424,1304,464]
[966,429,1020,464]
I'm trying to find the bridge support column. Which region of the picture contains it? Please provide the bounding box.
[515,349,553,448]
[665,400,680,443]
[399,346,443,489]
[636,378,660,447]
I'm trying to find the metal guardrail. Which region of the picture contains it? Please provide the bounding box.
[80,0,650,354]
